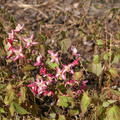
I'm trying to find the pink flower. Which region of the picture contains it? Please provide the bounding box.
[71,58,80,66]
[34,55,42,66]
[75,89,84,95]
[27,82,38,95]
[71,46,77,55]
[36,80,47,95]
[11,46,25,61]
[39,67,47,76]
[28,75,54,96]
[6,50,13,59]
[14,24,24,32]
[6,41,13,52]
[55,67,66,80]
[62,64,74,80]
[61,73,67,80]
[17,92,22,97]
[28,77,47,95]
[71,46,80,56]
[62,64,73,74]
[43,91,54,96]
[6,42,14,59]
[55,67,63,78]
[23,34,38,48]
[48,50,59,63]
[59,58,80,80]
[47,73,54,78]
[65,80,78,86]
[56,63,75,80]
[74,80,88,96]
[80,80,88,90]
[46,74,55,85]
[7,30,14,44]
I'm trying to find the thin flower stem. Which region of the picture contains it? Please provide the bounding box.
[16,62,20,81]
[79,60,88,75]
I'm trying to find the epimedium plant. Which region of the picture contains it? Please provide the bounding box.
[5,24,87,96]
[1,24,89,119]
[0,24,120,120]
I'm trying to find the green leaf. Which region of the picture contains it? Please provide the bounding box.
[57,96,74,108]
[116,32,120,39]
[19,87,26,104]
[57,96,69,108]
[9,102,15,116]
[22,64,35,71]
[13,102,29,115]
[109,89,120,97]
[50,113,56,119]
[103,52,113,61]
[0,49,5,56]
[81,92,91,114]
[103,100,117,108]
[103,53,109,61]
[40,116,50,120]
[68,96,75,108]
[105,105,120,120]
[96,40,103,46]
[46,59,59,69]
[3,42,12,60]
[103,102,110,108]
[73,71,83,80]
[107,100,117,104]
[0,107,5,113]
[112,55,120,64]
[69,109,79,116]
[93,55,100,64]
[58,115,66,120]
[109,68,118,78]
[4,42,11,51]
[96,105,104,117]
[4,84,15,105]
[91,63,102,76]
[0,84,6,90]
[57,84,67,93]
[2,118,7,120]
[59,39,71,53]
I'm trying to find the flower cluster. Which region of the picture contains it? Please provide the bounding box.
[6,24,87,97]
[27,75,54,96]
[28,49,87,97]
[5,24,38,61]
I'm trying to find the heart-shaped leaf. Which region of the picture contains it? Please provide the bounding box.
[105,105,120,120]
[13,102,29,115]
[91,63,102,76]
[81,92,91,114]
